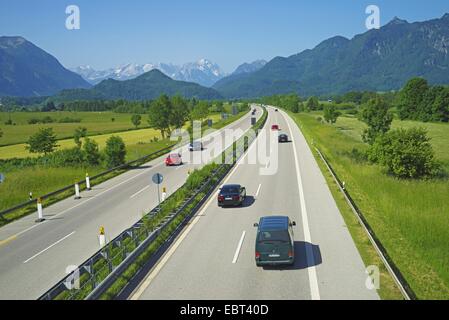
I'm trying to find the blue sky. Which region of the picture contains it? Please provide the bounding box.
[1,0,448,73]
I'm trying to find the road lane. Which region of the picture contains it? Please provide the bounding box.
[0,107,261,299]
[134,107,379,300]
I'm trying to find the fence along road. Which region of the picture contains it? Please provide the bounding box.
[132,107,379,300]
[0,107,262,299]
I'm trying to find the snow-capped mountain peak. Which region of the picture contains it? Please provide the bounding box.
[71,59,227,87]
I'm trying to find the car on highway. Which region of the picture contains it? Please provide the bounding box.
[271,124,280,131]
[275,109,279,112]
[165,153,183,166]
[278,133,289,143]
[254,216,296,267]
[189,141,203,152]
[218,184,246,207]
[252,109,256,115]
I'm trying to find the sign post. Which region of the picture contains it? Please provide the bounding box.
[152,173,164,209]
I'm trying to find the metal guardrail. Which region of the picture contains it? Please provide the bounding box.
[39,106,268,300]
[314,146,416,300]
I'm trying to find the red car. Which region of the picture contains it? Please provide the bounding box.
[165,153,183,166]
[271,124,280,131]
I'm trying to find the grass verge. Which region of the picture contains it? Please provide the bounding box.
[287,110,449,299]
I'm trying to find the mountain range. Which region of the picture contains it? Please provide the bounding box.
[213,14,449,98]
[71,59,226,87]
[53,69,223,101]
[0,36,90,97]
[2,13,449,100]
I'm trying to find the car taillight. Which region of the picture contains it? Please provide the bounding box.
[218,195,224,202]
[288,250,293,258]
[233,195,239,201]
[255,252,260,259]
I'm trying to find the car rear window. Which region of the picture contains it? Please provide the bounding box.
[221,186,239,193]
[258,230,290,243]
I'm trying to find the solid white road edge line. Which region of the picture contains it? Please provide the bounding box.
[23,231,75,264]
[129,114,266,300]
[232,231,246,264]
[282,108,321,300]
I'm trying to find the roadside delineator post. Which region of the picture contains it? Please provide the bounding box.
[161,187,167,202]
[36,198,45,223]
[99,226,106,248]
[85,173,91,191]
[29,192,33,201]
[342,181,346,191]
[74,181,81,200]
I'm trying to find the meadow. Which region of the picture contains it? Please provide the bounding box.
[290,111,449,299]
[0,111,147,146]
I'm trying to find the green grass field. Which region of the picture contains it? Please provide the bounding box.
[290,111,449,299]
[0,111,148,147]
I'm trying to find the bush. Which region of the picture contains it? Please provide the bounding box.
[58,117,82,123]
[41,116,54,124]
[368,127,439,178]
[104,136,127,168]
[83,138,101,166]
[26,127,59,155]
[28,118,40,124]
[43,147,86,167]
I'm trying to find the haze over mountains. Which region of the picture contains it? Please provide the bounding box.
[54,69,223,101]
[1,13,449,100]
[71,59,226,87]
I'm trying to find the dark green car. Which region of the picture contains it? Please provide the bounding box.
[254,216,296,267]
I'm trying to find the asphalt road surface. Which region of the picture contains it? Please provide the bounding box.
[131,107,379,300]
[0,107,262,299]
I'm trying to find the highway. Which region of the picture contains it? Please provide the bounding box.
[0,108,262,299]
[131,107,379,300]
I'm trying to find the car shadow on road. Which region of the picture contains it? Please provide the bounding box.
[262,241,322,271]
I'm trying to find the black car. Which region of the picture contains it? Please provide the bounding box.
[278,133,289,143]
[254,216,296,266]
[218,184,246,207]
[189,141,203,151]
[275,109,279,112]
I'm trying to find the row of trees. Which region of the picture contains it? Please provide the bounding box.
[6,96,230,115]
[147,94,241,138]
